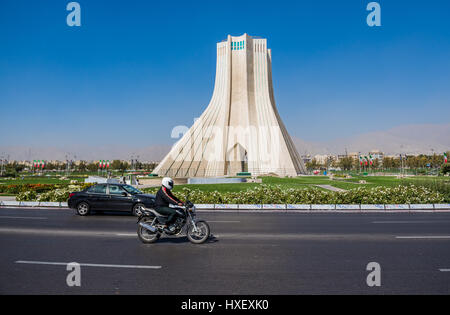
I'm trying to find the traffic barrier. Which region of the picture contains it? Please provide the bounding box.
[262,204,286,210]
[286,204,311,210]
[410,204,434,210]
[20,201,40,207]
[385,204,410,211]
[361,204,385,210]
[311,204,335,210]
[195,204,215,210]
[215,204,238,210]
[433,204,450,210]
[335,204,360,210]
[2,201,20,206]
[39,202,60,207]
[1,201,449,212]
[239,204,263,210]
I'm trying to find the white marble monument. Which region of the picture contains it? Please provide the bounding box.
[154,34,306,177]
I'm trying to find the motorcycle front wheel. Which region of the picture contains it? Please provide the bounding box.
[187,220,210,244]
[137,218,160,244]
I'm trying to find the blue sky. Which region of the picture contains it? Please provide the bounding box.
[1,0,449,147]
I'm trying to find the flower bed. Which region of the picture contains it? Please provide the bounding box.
[15,183,93,202]
[144,184,444,205]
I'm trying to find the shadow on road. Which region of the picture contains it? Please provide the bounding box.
[143,234,219,245]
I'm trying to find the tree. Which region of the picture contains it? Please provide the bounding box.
[372,158,380,169]
[87,162,98,172]
[441,164,450,175]
[305,159,321,171]
[77,161,87,172]
[111,160,122,170]
[338,157,354,171]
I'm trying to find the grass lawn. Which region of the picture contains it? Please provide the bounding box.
[168,175,449,194]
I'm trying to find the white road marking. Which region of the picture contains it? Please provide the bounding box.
[396,236,450,239]
[207,221,240,223]
[15,260,161,269]
[115,233,136,237]
[439,269,450,272]
[0,227,134,237]
[0,216,47,220]
[373,221,447,224]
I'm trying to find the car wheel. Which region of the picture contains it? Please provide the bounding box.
[133,203,145,217]
[76,202,90,216]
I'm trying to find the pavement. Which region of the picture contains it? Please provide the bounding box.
[0,196,17,201]
[315,184,347,192]
[0,207,449,294]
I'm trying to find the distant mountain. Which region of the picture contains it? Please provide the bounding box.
[292,123,450,155]
[1,123,449,161]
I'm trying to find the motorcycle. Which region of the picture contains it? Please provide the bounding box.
[137,199,210,244]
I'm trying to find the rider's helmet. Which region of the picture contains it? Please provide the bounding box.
[162,177,174,190]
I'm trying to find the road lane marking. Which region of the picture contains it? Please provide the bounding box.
[396,236,450,239]
[0,227,134,237]
[439,269,450,272]
[373,221,448,224]
[15,260,161,269]
[0,228,393,240]
[0,216,47,220]
[5,227,450,241]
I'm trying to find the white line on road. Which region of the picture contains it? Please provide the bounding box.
[439,269,450,272]
[373,221,447,224]
[115,233,136,237]
[15,260,161,269]
[396,236,450,239]
[0,216,47,220]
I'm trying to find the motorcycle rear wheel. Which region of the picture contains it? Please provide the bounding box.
[137,218,160,244]
[187,220,210,244]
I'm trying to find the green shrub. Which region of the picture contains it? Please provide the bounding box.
[401,179,450,203]
[144,184,444,205]
[15,184,92,202]
[16,190,37,201]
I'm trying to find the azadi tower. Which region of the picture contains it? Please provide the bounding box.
[154,34,306,178]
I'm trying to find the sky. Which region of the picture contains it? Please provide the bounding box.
[0,0,449,149]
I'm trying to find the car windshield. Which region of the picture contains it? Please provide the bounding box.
[122,185,142,195]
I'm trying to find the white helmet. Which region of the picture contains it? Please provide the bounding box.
[162,177,174,190]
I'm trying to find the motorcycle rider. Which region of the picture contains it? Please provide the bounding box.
[155,177,184,233]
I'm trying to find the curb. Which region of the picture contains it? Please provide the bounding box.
[1,202,449,213]
[0,201,67,208]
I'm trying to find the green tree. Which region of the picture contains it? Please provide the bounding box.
[87,162,98,172]
[441,164,450,175]
[338,157,354,171]
[111,160,122,170]
[305,159,321,171]
[76,161,87,172]
[371,158,380,169]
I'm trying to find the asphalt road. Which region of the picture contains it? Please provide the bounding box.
[0,207,449,294]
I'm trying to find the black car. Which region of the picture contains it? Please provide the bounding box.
[68,183,156,216]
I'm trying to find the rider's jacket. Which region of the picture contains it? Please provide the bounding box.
[155,186,182,208]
